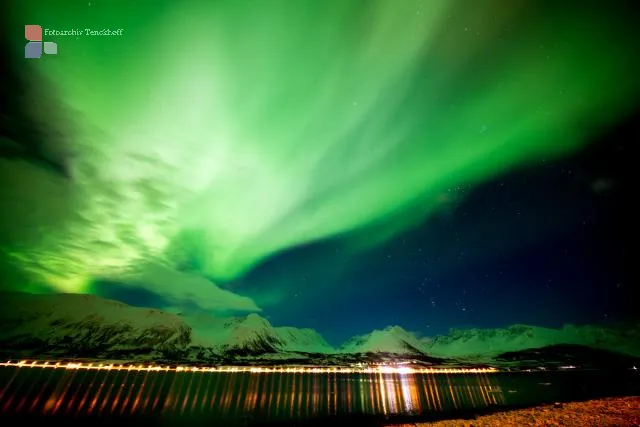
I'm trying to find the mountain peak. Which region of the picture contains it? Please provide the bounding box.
[384,325,409,334]
[275,326,334,354]
[2,292,639,362]
[340,325,425,355]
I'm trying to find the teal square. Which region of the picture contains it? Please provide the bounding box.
[44,42,57,54]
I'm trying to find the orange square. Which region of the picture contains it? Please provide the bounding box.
[25,24,42,41]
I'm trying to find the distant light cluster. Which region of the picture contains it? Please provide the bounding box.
[0,360,500,375]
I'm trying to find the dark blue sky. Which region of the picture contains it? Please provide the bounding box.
[89,113,634,345]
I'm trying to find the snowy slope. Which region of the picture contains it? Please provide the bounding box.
[423,323,640,358]
[275,326,334,354]
[0,292,191,359]
[2,292,638,363]
[185,312,284,355]
[340,326,426,355]
[0,292,318,359]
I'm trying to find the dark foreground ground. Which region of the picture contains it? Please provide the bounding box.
[389,396,640,427]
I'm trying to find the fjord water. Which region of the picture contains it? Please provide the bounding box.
[1,367,639,426]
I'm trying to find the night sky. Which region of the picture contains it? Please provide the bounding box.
[1,1,638,345]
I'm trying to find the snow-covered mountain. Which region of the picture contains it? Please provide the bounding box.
[0,292,328,360]
[339,325,426,355]
[1,292,638,364]
[423,323,640,359]
[0,292,192,360]
[275,327,334,354]
[185,315,335,356]
[338,323,640,359]
[185,312,284,356]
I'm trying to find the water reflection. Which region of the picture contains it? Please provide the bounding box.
[0,366,505,422]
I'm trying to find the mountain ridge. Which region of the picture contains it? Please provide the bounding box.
[0,292,638,363]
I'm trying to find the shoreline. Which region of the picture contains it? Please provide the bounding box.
[390,396,640,426]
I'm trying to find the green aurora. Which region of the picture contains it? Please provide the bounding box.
[2,1,639,306]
